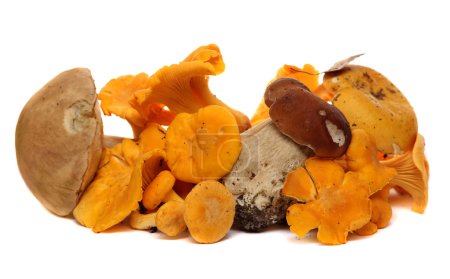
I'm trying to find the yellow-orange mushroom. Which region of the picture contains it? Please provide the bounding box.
[286,158,371,245]
[184,180,235,244]
[165,105,241,183]
[381,134,429,213]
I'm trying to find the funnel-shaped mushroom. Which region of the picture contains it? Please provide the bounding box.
[276,64,319,92]
[131,44,250,132]
[98,73,174,136]
[286,158,372,245]
[73,139,144,232]
[381,134,429,213]
[322,65,418,155]
[345,129,397,194]
[99,44,250,135]
[355,185,393,236]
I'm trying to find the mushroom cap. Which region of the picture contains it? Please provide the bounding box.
[323,65,418,154]
[138,123,166,153]
[15,68,103,216]
[345,129,397,195]
[130,44,250,133]
[286,158,372,245]
[265,78,352,158]
[275,63,320,92]
[184,180,235,243]
[282,166,317,202]
[98,73,151,135]
[73,139,143,232]
[156,201,187,237]
[165,105,241,183]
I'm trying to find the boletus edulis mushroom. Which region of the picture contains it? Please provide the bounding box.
[16,68,103,216]
[265,77,352,158]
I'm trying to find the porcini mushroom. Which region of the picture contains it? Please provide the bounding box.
[322,65,418,154]
[251,64,321,126]
[165,105,241,183]
[222,119,311,231]
[184,180,235,244]
[265,77,352,158]
[380,134,429,213]
[16,68,103,216]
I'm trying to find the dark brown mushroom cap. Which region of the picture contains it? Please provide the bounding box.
[265,78,310,107]
[264,78,351,158]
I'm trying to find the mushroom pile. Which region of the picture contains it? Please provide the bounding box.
[15,45,429,245]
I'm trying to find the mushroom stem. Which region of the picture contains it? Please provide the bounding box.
[380,135,428,213]
[162,190,184,203]
[129,211,157,230]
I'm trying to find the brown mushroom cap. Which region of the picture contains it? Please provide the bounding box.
[16,68,103,216]
[265,78,351,158]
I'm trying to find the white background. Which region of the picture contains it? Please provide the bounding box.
[1,0,449,278]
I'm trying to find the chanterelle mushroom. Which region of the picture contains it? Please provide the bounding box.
[99,44,250,135]
[16,68,103,216]
[381,134,429,213]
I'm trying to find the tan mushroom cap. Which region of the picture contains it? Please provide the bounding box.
[323,65,418,154]
[16,68,103,216]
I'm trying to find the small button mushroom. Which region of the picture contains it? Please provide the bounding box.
[15,68,103,216]
[264,78,351,158]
